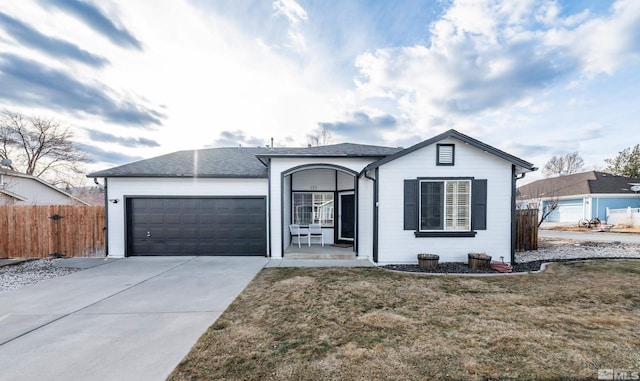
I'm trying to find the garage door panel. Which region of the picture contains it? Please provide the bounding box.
[132,228,148,240]
[165,229,182,239]
[199,199,216,208]
[128,197,266,256]
[199,214,215,224]
[147,199,165,209]
[182,213,197,224]
[149,213,165,224]
[182,228,197,239]
[165,199,182,208]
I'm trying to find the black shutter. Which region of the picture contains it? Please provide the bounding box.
[471,179,487,230]
[404,179,417,230]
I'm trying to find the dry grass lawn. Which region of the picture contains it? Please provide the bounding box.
[169,261,640,380]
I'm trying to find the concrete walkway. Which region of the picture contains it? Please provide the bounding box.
[266,258,375,267]
[0,256,267,381]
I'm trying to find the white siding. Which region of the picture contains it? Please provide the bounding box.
[0,175,79,205]
[292,169,335,191]
[376,138,514,264]
[106,177,268,258]
[338,171,355,191]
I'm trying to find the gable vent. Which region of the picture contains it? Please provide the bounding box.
[437,144,455,165]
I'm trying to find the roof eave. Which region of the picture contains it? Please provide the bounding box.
[86,173,268,179]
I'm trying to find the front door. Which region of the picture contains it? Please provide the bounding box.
[338,192,355,241]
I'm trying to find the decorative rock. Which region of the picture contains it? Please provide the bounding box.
[0,259,82,294]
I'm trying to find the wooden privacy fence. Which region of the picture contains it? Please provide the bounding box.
[516,209,538,251]
[0,205,105,258]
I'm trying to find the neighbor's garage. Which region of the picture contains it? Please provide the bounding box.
[126,197,266,256]
[546,200,585,223]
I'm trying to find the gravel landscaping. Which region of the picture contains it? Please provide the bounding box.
[383,239,640,274]
[0,259,83,294]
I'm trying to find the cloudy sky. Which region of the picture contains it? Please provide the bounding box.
[0,0,638,181]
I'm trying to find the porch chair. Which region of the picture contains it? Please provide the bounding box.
[289,224,309,248]
[308,223,324,246]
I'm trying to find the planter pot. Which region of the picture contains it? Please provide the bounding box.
[468,253,491,269]
[417,253,439,270]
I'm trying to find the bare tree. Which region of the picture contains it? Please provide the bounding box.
[542,152,584,177]
[0,110,88,186]
[517,182,560,228]
[306,125,332,147]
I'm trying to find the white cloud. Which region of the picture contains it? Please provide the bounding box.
[350,0,640,142]
[272,0,308,26]
[568,0,640,75]
[1,0,639,178]
[272,0,308,52]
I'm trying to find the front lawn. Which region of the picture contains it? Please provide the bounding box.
[169,261,640,380]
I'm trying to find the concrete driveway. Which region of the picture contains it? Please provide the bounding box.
[0,256,267,381]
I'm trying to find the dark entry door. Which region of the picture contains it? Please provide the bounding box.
[339,193,355,241]
[127,197,266,256]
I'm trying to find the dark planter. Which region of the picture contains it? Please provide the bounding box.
[468,253,491,269]
[417,253,439,270]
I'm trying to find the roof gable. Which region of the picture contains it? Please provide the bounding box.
[364,129,536,174]
[1,170,89,205]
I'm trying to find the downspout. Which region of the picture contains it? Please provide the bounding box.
[101,178,109,257]
[354,175,359,256]
[267,158,272,258]
[511,167,518,264]
[363,169,379,263]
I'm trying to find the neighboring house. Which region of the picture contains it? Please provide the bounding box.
[517,171,640,224]
[0,170,89,205]
[88,129,535,264]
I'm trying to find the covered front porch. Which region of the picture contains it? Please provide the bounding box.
[281,164,358,258]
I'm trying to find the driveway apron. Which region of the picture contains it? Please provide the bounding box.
[0,256,267,381]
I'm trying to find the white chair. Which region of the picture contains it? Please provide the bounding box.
[289,224,309,248]
[308,223,324,246]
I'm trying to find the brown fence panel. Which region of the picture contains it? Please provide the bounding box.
[0,205,105,258]
[516,209,538,251]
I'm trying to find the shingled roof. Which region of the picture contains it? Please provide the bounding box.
[517,171,640,200]
[88,143,402,178]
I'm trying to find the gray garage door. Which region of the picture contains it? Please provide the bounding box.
[127,197,266,256]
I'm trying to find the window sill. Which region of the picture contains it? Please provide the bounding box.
[414,231,477,238]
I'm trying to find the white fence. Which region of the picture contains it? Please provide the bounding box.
[606,207,640,227]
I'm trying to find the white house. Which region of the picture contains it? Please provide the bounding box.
[88,130,535,264]
[0,169,88,205]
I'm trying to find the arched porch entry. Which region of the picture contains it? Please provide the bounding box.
[281,164,358,256]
